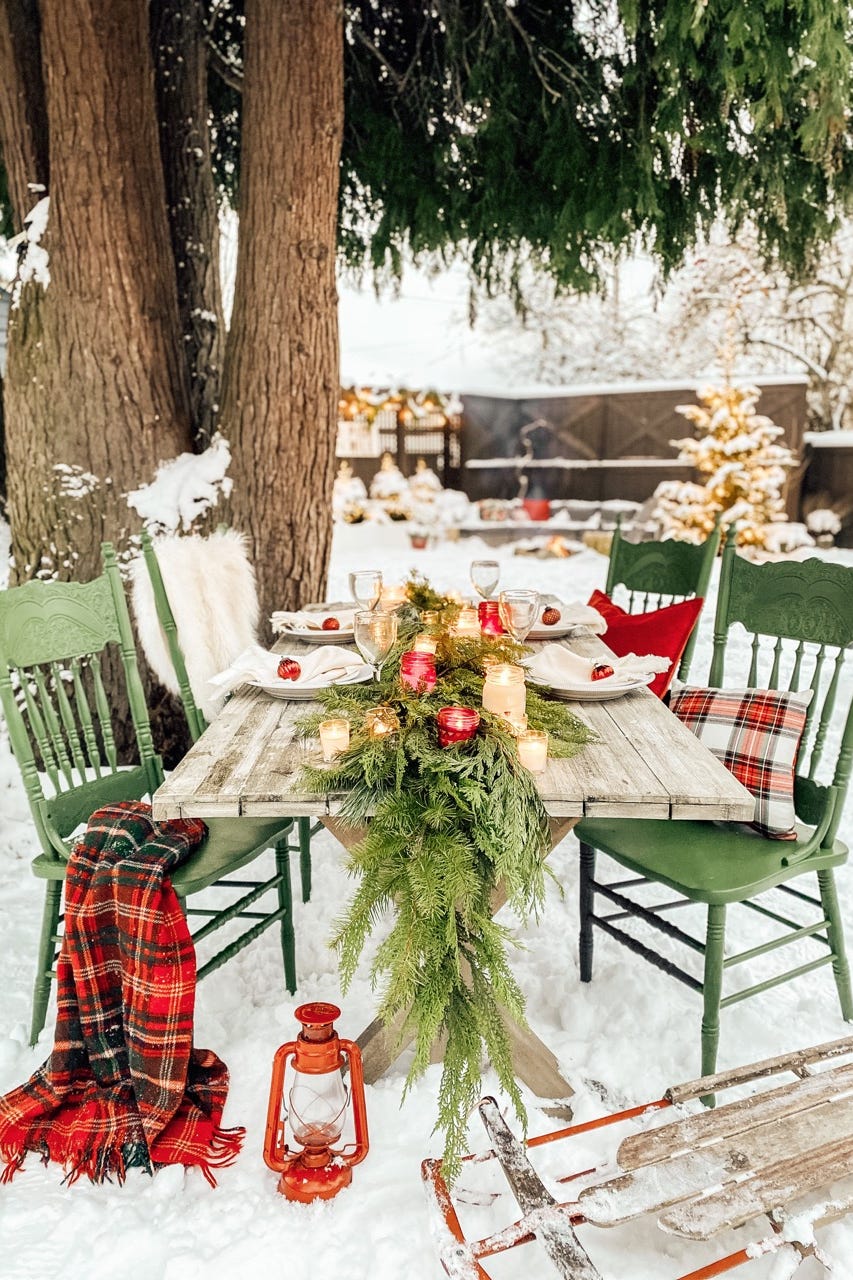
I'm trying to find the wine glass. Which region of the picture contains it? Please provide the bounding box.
[498,589,540,643]
[354,609,398,681]
[470,559,500,600]
[349,569,383,611]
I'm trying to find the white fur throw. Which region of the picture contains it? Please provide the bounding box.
[130,529,259,722]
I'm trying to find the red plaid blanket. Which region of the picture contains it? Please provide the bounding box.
[0,802,244,1184]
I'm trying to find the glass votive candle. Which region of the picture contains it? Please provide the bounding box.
[506,713,528,737]
[319,718,350,761]
[379,584,407,611]
[517,729,548,772]
[364,706,400,739]
[453,606,480,638]
[436,706,481,747]
[400,650,437,692]
[412,633,439,655]
[482,663,526,721]
[420,610,439,627]
[478,600,506,636]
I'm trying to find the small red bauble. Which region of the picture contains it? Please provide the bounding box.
[277,658,301,681]
[541,606,561,625]
[591,662,614,681]
[322,616,340,631]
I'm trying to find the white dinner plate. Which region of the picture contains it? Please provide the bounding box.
[248,671,371,700]
[527,620,587,641]
[528,674,651,702]
[275,600,355,644]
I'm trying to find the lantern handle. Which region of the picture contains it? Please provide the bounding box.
[263,1041,299,1173]
[336,1039,370,1168]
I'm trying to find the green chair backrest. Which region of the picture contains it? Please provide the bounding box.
[138,530,207,742]
[0,543,164,862]
[709,539,853,847]
[604,518,721,678]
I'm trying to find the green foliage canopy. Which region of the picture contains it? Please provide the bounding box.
[206,0,853,294]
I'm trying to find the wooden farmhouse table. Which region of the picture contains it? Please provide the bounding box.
[153,630,754,1110]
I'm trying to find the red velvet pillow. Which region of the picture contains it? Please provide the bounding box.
[587,589,704,699]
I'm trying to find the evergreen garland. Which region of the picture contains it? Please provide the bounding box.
[299,611,591,1177]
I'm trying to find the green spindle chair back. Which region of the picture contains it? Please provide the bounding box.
[710,540,853,850]
[605,519,721,679]
[0,544,164,865]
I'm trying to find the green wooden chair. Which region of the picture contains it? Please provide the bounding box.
[577,543,853,1085]
[0,544,300,1045]
[605,518,721,680]
[138,528,319,903]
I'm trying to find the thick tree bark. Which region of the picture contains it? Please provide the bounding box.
[0,0,47,228]
[4,0,193,585]
[221,0,344,626]
[151,0,226,448]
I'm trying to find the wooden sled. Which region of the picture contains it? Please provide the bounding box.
[422,1036,853,1279]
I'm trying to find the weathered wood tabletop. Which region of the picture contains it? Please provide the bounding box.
[152,630,754,824]
[152,628,753,1104]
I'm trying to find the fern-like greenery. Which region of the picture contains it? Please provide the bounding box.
[300,614,591,1178]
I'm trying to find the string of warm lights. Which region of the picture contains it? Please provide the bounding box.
[338,386,462,425]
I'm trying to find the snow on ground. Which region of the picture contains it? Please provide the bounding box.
[2,521,853,1280]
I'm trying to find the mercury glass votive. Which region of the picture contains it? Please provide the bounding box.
[436,706,481,748]
[319,718,350,761]
[420,610,439,627]
[364,706,400,740]
[517,729,548,773]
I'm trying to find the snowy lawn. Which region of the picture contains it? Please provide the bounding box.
[1,520,852,1280]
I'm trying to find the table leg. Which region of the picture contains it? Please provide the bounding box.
[322,816,578,1108]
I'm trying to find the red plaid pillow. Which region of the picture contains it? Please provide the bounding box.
[669,687,812,839]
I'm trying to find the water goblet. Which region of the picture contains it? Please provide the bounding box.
[498,589,540,643]
[354,609,398,681]
[470,559,500,601]
[348,569,383,611]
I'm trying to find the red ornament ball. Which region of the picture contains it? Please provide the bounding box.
[541,606,561,626]
[321,616,340,631]
[591,662,614,681]
[277,658,301,681]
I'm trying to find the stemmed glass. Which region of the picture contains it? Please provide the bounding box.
[498,589,540,643]
[349,569,383,611]
[470,559,500,600]
[354,609,398,681]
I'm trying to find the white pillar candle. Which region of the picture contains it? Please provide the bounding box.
[482,663,526,720]
[319,718,350,761]
[517,730,548,773]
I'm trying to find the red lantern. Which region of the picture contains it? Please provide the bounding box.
[478,601,505,636]
[400,650,437,692]
[263,1002,369,1202]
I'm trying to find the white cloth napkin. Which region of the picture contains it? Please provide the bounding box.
[525,644,670,689]
[271,608,356,632]
[209,644,370,693]
[538,601,607,635]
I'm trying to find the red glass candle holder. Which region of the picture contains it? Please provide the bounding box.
[437,706,480,747]
[400,650,437,693]
[478,601,506,636]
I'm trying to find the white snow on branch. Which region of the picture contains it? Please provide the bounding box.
[11,196,50,308]
[126,433,233,533]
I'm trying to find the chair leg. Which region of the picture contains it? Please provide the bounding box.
[275,839,297,995]
[817,868,853,1021]
[700,904,726,1105]
[579,842,596,983]
[30,880,63,1046]
[298,816,312,904]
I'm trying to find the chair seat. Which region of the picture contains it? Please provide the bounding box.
[32,817,294,896]
[576,817,848,906]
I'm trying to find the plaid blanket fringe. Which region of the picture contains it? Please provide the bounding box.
[0,802,244,1186]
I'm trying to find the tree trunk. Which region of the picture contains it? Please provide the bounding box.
[4,0,193,585]
[221,0,343,627]
[151,0,226,448]
[0,0,47,229]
